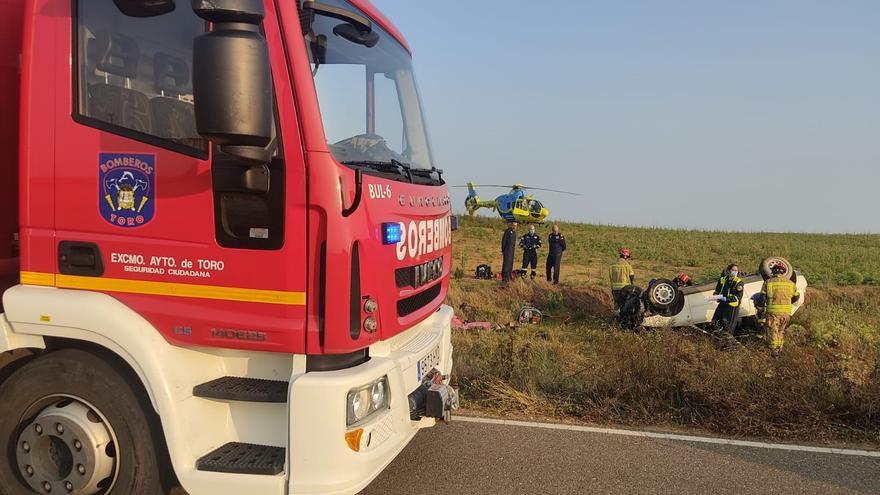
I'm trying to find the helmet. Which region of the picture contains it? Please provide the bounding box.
[619,248,631,258]
[770,261,787,275]
[677,272,690,285]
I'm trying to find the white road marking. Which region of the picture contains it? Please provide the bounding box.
[455,415,880,458]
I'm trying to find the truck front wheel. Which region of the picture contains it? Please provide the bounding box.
[0,349,166,495]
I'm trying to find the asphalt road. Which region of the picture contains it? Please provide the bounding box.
[359,417,880,495]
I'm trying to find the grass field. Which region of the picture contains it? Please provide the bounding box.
[448,215,880,445]
[452,215,880,287]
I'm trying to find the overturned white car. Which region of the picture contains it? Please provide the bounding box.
[619,257,807,329]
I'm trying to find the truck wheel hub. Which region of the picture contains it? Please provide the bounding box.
[16,398,117,495]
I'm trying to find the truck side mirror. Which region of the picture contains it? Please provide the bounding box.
[191,0,273,166]
[112,0,176,17]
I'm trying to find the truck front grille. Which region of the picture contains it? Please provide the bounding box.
[395,256,444,289]
[395,267,412,288]
[397,283,441,317]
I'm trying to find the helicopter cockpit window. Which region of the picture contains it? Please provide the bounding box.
[304,0,436,172]
[515,198,541,214]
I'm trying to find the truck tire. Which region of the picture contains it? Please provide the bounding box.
[646,278,680,313]
[758,256,794,281]
[0,349,166,495]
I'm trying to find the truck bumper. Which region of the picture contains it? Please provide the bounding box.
[288,304,454,495]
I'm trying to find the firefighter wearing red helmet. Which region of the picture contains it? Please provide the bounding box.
[609,248,635,309]
[759,261,800,355]
[674,272,691,287]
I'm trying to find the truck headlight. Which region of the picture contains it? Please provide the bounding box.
[347,376,390,426]
[351,389,371,423]
[370,379,386,406]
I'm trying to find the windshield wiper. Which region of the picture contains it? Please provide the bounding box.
[410,166,444,181]
[341,160,444,184]
[391,159,414,183]
[340,159,413,183]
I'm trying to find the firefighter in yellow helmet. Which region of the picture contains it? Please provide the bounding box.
[759,262,800,355]
[609,248,635,309]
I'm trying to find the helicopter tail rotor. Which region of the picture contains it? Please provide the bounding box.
[464,182,479,215]
[465,182,478,197]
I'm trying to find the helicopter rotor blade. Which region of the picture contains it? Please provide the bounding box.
[451,184,582,196]
[520,186,581,196]
[450,184,519,188]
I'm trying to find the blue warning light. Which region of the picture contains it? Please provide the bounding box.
[382,223,403,245]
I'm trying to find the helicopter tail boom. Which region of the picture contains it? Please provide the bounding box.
[464,182,498,216]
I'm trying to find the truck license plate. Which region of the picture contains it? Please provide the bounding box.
[417,345,441,381]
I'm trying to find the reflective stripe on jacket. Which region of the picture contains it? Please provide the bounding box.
[714,275,744,307]
[761,275,799,314]
[609,260,634,290]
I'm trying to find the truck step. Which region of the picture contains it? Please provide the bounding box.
[192,376,288,403]
[196,442,285,475]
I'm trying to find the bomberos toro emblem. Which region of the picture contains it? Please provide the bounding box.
[98,153,156,228]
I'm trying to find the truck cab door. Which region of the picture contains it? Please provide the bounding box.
[40,0,308,352]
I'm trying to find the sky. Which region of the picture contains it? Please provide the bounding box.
[373,0,879,233]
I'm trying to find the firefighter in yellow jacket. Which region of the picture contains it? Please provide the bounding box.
[759,262,800,354]
[609,248,635,309]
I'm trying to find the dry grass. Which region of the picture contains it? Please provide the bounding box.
[452,215,880,287]
[448,217,880,445]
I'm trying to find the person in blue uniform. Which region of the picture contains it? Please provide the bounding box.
[519,225,542,280]
[500,221,518,283]
[545,224,566,284]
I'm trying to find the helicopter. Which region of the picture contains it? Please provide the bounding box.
[455,182,580,224]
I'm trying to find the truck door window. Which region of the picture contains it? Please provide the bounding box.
[74,1,207,157]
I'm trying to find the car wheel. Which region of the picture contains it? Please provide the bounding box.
[759,256,794,281]
[0,349,167,495]
[647,279,679,312]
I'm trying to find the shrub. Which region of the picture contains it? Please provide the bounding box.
[837,271,865,286]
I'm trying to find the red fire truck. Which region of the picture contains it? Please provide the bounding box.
[0,0,455,493]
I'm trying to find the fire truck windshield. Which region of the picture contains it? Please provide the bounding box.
[304,0,436,172]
